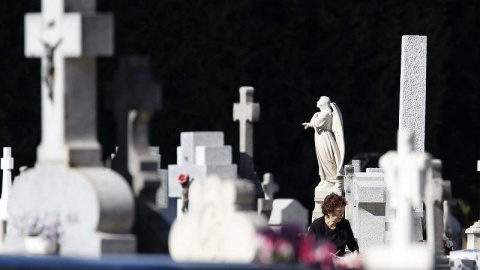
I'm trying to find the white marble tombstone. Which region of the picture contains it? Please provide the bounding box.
[352,175,386,250]
[7,0,135,256]
[169,175,267,262]
[269,199,308,232]
[167,132,237,219]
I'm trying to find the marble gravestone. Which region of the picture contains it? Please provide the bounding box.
[343,161,388,249]
[256,173,308,231]
[233,87,259,181]
[7,0,135,256]
[169,175,267,263]
[269,199,308,232]
[365,130,434,270]
[167,132,237,220]
[351,172,386,250]
[233,87,263,197]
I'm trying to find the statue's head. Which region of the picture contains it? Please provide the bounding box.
[317,96,331,109]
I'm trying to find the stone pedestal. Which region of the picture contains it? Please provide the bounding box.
[7,166,135,256]
[466,221,480,249]
[312,178,343,221]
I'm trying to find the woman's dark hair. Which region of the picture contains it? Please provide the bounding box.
[322,193,347,215]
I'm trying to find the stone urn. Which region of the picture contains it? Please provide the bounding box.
[25,237,59,255]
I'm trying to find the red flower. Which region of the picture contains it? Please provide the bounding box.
[177,173,189,184]
[298,234,315,264]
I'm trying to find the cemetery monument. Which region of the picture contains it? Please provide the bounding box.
[302,96,345,220]
[6,0,136,256]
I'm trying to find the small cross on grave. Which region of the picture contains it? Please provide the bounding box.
[233,86,260,179]
[261,173,278,200]
[25,0,113,166]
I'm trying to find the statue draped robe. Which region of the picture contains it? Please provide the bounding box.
[310,111,342,182]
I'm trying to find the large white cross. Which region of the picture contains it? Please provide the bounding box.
[380,129,431,247]
[25,0,113,166]
[233,86,259,178]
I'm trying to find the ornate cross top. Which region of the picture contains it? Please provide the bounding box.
[261,173,278,200]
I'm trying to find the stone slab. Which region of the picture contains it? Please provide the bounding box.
[366,168,384,173]
[195,146,232,165]
[353,172,384,181]
[354,181,386,203]
[178,132,224,165]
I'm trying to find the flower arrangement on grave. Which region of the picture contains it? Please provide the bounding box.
[255,224,363,270]
[177,173,194,213]
[12,212,62,255]
[443,233,457,255]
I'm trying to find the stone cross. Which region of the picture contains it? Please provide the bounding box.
[0,148,13,221]
[261,173,278,200]
[233,86,260,179]
[379,129,431,247]
[399,35,427,152]
[107,56,162,195]
[25,0,113,166]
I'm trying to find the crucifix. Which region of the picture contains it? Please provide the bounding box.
[380,129,432,247]
[233,86,260,179]
[25,0,113,166]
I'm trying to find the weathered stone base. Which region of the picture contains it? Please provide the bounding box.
[7,165,136,256]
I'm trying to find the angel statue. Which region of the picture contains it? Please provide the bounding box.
[302,96,345,192]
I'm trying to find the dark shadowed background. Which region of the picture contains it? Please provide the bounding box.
[0,0,478,225]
